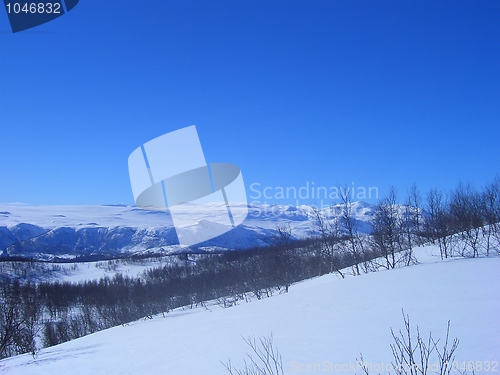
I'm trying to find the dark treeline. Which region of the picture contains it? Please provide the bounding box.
[1,176,499,360]
[0,240,361,359]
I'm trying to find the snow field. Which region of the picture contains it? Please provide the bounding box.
[1,245,498,375]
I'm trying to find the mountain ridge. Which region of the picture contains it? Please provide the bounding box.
[0,202,376,260]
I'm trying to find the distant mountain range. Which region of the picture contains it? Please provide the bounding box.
[0,202,375,261]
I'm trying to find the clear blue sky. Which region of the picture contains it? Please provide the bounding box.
[1,1,499,206]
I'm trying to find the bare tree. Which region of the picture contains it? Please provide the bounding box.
[426,189,454,259]
[400,186,422,267]
[17,282,42,358]
[371,187,402,269]
[274,222,292,247]
[408,183,424,243]
[223,334,284,375]
[339,186,364,276]
[310,205,345,278]
[481,176,500,255]
[389,312,458,375]
[0,280,41,359]
[449,183,483,257]
[358,311,460,375]
[0,285,22,359]
[400,183,425,267]
[273,222,293,292]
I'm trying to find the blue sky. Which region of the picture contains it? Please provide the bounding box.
[1,1,499,206]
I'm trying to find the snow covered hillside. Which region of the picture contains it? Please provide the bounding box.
[1,245,498,375]
[0,202,375,260]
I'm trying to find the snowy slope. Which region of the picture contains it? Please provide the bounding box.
[0,202,375,260]
[1,246,498,375]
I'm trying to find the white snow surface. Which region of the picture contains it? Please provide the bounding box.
[0,204,176,231]
[0,202,373,232]
[1,246,498,375]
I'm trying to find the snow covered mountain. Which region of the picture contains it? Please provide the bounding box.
[0,202,375,260]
